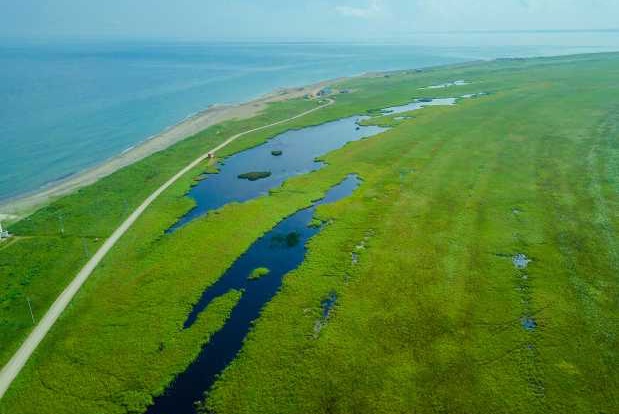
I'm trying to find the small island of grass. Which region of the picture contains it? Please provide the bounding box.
[238,171,272,181]
[271,150,283,156]
[248,267,270,280]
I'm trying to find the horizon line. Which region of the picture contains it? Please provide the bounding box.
[1,28,618,44]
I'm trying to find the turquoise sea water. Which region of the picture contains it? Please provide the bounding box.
[1,36,618,201]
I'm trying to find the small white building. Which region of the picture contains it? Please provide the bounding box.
[0,221,10,240]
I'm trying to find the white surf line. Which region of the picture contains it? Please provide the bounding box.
[0,98,334,399]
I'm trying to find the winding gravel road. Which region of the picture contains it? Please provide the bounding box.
[0,98,334,399]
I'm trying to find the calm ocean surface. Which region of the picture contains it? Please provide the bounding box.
[1,35,618,201]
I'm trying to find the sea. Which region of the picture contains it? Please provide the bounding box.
[1,32,618,201]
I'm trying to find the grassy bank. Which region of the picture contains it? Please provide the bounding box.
[0,98,321,368]
[203,54,619,413]
[1,53,618,413]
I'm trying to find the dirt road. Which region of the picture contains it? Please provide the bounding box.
[0,98,334,399]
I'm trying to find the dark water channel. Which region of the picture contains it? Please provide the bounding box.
[148,98,464,413]
[146,175,360,414]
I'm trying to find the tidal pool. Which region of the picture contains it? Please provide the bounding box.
[521,317,538,331]
[513,253,532,269]
[381,97,456,115]
[421,80,470,89]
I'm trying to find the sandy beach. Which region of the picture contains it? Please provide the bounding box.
[0,78,343,220]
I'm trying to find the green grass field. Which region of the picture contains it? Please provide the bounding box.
[1,53,618,414]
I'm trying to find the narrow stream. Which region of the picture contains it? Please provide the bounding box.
[146,175,361,414]
[381,97,456,114]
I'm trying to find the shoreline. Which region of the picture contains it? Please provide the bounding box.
[0,77,346,220]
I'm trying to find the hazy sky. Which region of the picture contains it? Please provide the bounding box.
[1,0,618,41]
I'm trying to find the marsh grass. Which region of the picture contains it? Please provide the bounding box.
[2,53,618,414]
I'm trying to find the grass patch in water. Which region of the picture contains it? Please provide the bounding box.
[237,171,272,181]
[248,267,270,280]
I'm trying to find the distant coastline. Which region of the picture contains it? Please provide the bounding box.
[3,38,618,213]
[4,46,619,222]
[0,77,344,219]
